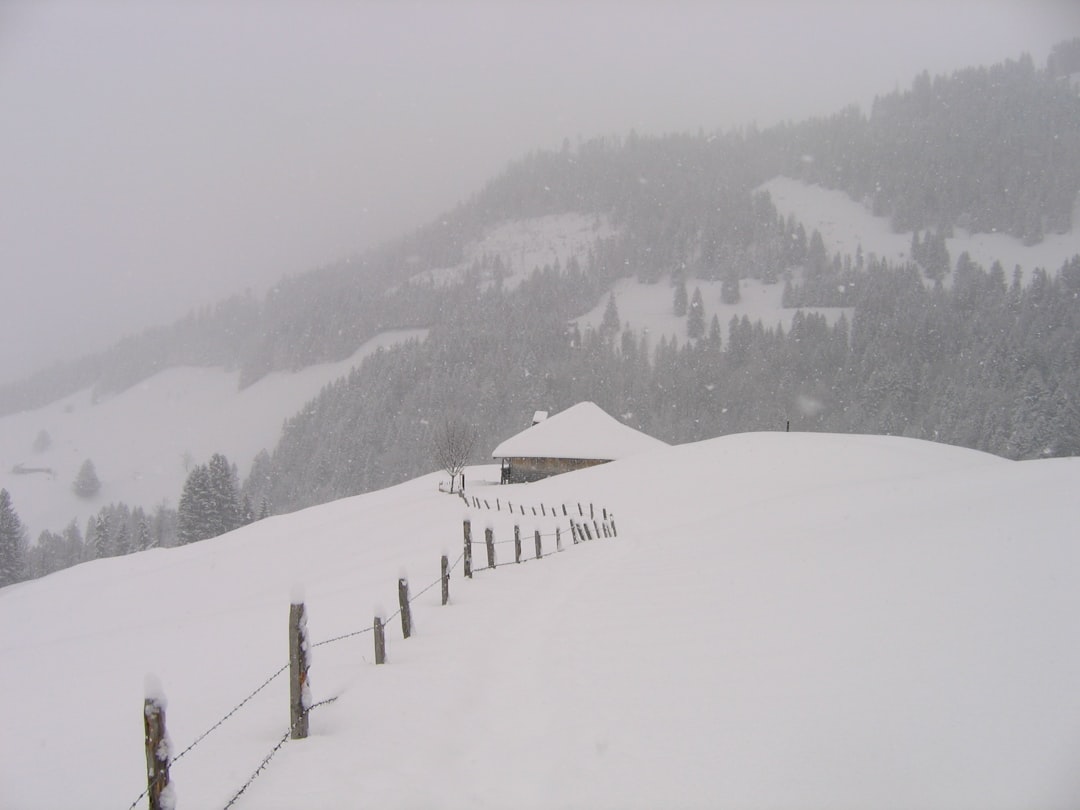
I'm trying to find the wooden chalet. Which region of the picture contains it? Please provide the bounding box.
[492,402,668,484]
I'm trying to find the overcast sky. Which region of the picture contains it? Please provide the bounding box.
[2,0,1078,384]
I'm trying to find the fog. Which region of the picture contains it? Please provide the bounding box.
[1,0,1077,385]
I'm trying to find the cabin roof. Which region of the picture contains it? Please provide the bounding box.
[491,402,668,461]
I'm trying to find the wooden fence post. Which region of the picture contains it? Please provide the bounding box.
[441,555,449,606]
[374,616,386,664]
[590,503,595,519]
[594,520,601,539]
[398,578,412,639]
[485,527,495,569]
[583,522,593,541]
[603,508,608,520]
[611,518,617,536]
[541,504,547,516]
[578,503,584,516]
[514,525,522,563]
[497,499,501,511]
[289,601,310,740]
[571,522,579,544]
[556,526,562,551]
[562,504,568,516]
[463,519,473,579]
[143,681,172,810]
[534,530,542,560]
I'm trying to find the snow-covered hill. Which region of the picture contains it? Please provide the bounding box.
[0,329,426,537]
[575,275,851,345]
[3,432,1079,809]
[760,176,1080,281]
[408,212,616,290]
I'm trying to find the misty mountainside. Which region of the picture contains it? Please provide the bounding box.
[3,44,1080,544]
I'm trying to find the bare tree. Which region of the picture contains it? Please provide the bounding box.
[432,417,478,493]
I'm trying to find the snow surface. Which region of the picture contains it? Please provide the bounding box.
[491,401,669,460]
[3,431,1080,809]
[760,176,1080,282]
[408,213,615,291]
[575,275,851,346]
[0,329,426,538]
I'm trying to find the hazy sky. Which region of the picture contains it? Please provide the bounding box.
[2,1,1078,384]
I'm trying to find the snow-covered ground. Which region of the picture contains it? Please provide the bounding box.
[409,212,616,290]
[760,176,1080,282]
[0,329,426,538]
[2,431,1079,809]
[575,276,851,345]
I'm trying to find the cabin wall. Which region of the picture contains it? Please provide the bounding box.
[503,456,608,483]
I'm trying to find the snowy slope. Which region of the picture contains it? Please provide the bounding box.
[760,176,1080,281]
[0,329,426,537]
[575,275,851,345]
[408,212,616,290]
[3,432,1079,809]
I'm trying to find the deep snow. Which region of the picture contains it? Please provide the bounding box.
[2,431,1079,809]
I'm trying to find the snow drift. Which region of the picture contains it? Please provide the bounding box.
[1,431,1079,809]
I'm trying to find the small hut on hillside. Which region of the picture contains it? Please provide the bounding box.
[492,402,668,484]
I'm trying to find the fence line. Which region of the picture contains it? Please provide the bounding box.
[127,505,614,809]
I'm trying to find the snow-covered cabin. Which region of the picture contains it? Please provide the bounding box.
[492,402,668,484]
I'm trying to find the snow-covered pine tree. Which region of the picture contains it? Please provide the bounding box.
[206,453,241,536]
[92,514,110,559]
[688,287,706,339]
[177,464,212,544]
[0,489,27,586]
[72,459,101,498]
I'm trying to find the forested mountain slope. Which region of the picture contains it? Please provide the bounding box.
[4,44,1080,530]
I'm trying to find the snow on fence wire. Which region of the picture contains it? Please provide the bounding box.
[126,505,616,810]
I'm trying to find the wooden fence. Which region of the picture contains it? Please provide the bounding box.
[131,499,617,810]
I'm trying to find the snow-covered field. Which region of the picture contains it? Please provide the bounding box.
[575,276,851,345]
[3,431,1079,809]
[0,329,426,538]
[760,176,1080,281]
[409,212,616,290]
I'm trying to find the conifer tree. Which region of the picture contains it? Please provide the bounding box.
[72,459,101,498]
[673,275,688,316]
[92,514,110,559]
[0,489,27,587]
[688,287,706,339]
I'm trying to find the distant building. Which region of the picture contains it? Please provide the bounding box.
[492,402,668,484]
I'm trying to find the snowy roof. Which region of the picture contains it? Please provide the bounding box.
[492,402,668,461]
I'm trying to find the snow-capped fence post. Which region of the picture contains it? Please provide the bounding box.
[571,522,579,544]
[288,601,310,740]
[534,530,542,560]
[373,616,386,664]
[556,526,562,551]
[143,679,172,810]
[441,555,450,606]
[514,525,522,564]
[463,520,473,579]
[398,578,412,639]
[485,528,495,569]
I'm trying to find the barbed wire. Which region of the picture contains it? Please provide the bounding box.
[125,517,607,809]
[221,695,339,809]
[311,624,375,648]
[171,663,289,766]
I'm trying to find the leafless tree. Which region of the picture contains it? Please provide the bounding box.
[432,417,478,492]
